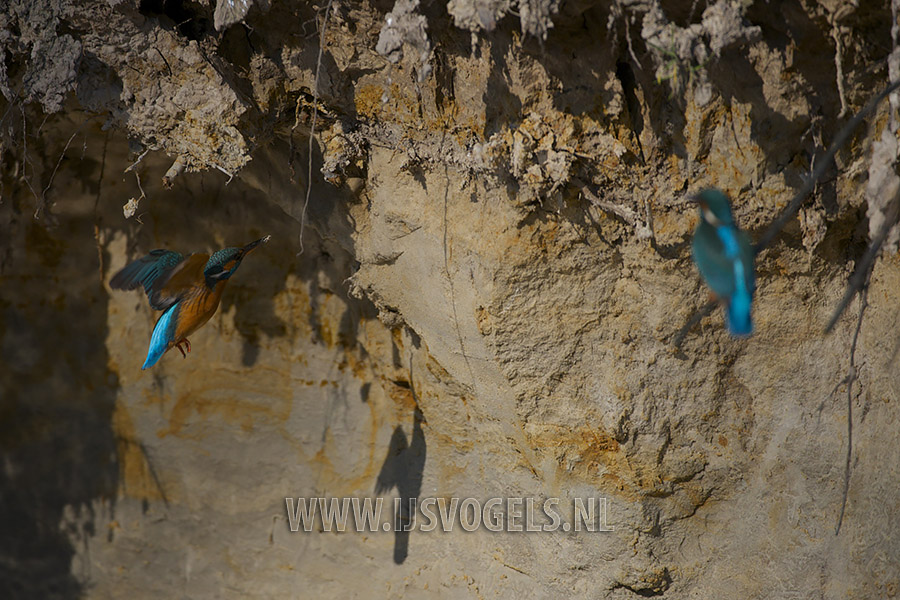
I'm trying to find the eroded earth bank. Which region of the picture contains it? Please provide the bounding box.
[1,0,900,597]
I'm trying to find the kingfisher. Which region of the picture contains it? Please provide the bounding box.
[110,235,270,369]
[691,189,756,336]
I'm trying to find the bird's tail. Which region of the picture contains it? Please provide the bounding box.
[726,292,753,337]
[143,303,179,369]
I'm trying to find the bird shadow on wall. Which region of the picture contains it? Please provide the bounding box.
[375,404,427,565]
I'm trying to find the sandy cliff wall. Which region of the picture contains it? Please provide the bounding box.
[1,0,899,597]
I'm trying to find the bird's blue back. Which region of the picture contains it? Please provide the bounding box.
[692,213,756,336]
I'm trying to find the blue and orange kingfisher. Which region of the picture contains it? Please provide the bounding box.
[691,189,756,336]
[110,235,270,369]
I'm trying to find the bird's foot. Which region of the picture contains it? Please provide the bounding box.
[175,339,192,358]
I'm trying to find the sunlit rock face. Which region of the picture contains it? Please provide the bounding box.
[2,0,900,598]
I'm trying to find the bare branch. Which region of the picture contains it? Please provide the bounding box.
[41,119,91,202]
[124,172,146,219]
[124,147,151,173]
[213,163,234,185]
[826,213,897,332]
[756,79,900,252]
[19,106,43,218]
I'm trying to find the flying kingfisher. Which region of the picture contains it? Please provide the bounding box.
[691,189,756,336]
[110,235,270,369]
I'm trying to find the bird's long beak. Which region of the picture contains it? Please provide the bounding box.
[692,196,721,226]
[240,235,271,257]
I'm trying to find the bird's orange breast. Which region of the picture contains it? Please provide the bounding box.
[174,280,228,341]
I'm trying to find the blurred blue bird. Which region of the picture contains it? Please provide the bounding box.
[691,188,756,336]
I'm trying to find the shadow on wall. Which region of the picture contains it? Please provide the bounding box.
[375,405,427,564]
[0,102,361,594]
[0,166,119,598]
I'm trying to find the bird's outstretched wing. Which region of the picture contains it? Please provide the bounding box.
[110,250,185,310]
[111,251,211,311]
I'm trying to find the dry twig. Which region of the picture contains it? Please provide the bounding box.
[294,0,333,256]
